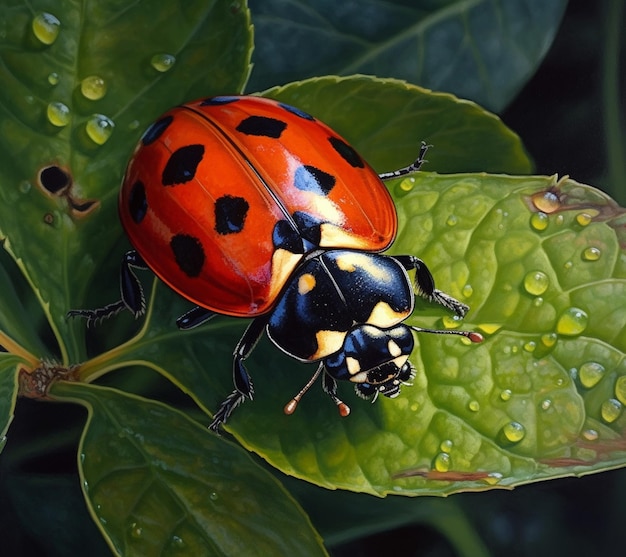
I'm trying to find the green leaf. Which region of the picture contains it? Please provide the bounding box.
[0,0,253,363]
[78,172,626,496]
[247,0,568,111]
[51,381,327,557]
[0,356,20,453]
[261,76,532,174]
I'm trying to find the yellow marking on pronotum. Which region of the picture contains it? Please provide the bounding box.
[333,251,394,281]
[297,273,316,295]
[367,301,409,327]
[346,357,361,375]
[311,329,347,360]
[387,339,402,357]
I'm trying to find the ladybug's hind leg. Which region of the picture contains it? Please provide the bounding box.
[394,255,469,318]
[209,316,267,433]
[67,250,147,326]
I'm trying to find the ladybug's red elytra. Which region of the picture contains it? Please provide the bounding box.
[70,95,482,431]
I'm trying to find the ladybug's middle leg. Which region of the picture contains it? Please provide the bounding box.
[68,250,147,326]
[209,316,267,433]
[393,255,469,318]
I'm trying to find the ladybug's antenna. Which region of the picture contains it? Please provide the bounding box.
[284,364,324,415]
[409,326,483,343]
[284,364,351,417]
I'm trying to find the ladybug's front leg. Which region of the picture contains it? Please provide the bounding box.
[68,250,147,326]
[393,255,469,318]
[377,141,430,181]
[209,316,267,433]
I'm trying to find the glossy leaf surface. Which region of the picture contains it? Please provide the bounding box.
[52,381,327,557]
[247,0,568,111]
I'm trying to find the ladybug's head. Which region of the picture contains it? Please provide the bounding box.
[324,324,415,400]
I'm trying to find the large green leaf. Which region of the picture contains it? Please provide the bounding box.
[261,76,532,174]
[247,0,568,111]
[0,0,253,364]
[51,381,327,557]
[71,170,626,496]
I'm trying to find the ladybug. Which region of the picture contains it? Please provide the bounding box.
[70,95,482,432]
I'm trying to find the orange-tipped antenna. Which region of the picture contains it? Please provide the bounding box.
[410,326,483,343]
[284,364,324,415]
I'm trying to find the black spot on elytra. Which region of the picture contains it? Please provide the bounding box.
[200,96,240,106]
[129,181,148,224]
[170,234,205,277]
[236,116,286,138]
[272,211,323,252]
[279,103,314,120]
[329,136,364,168]
[142,115,173,146]
[39,165,70,194]
[214,195,249,235]
[162,144,204,186]
[294,165,336,195]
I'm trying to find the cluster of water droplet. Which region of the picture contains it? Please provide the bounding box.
[32,11,177,146]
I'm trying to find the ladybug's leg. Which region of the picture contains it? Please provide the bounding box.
[176,306,216,330]
[68,250,147,326]
[209,316,267,433]
[393,255,469,318]
[378,141,430,181]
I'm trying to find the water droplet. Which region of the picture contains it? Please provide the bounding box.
[582,247,601,261]
[614,376,626,405]
[478,323,502,335]
[151,53,176,72]
[576,212,592,226]
[484,472,503,485]
[48,72,59,85]
[86,114,115,145]
[19,180,31,193]
[523,271,549,296]
[170,535,185,549]
[46,101,70,127]
[442,314,462,329]
[582,429,598,441]
[601,398,622,423]
[433,452,451,472]
[563,260,573,270]
[398,176,415,193]
[556,307,588,336]
[533,297,544,307]
[81,75,107,100]
[410,402,419,412]
[462,284,473,298]
[579,362,605,389]
[540,399,552,411]
[500,421,526,444]
[531,190,560,213]
[446,214,458,227]
[468,400,480,412]
[440,439,453,453]
[129,522,143,539]
[500,389,512,401]
[541,333,557,347]
[530,211,549,231]
[128,119,140,130]
[209,491,219,501]
[32,12,61,45]
[523,341,536,352]
[0,436,6,451]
